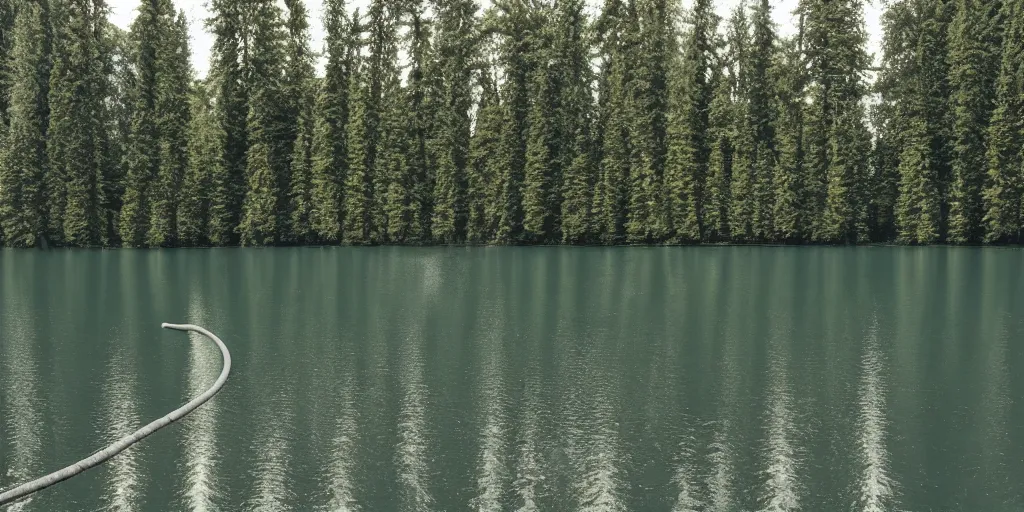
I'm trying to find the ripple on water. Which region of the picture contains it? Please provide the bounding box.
[857,321,896,512]
[1,301,43,511]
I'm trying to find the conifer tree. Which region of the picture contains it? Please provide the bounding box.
[557,0,596,244]
[947,0,1003,243]
[983,0,1023,243]
[0,0,48,246]
[885,0,952,244]
[238,0,288,246]
[118,0,160,247]
[704,64,733,241]
[593,0,631,243]
[343,25,372,244]
[773,34,806,242]
[177,80,220,246]
[868,102,900,242]
[625,0,670,243]
[493,0,535,244]
[308,0,351,243]
[748,0,778,240]
[206,0,248,245]
[380,79,411,242]
[466,63,503,243]
[1,0,17,132]
[403,2,436,242]
[95,22,128,245]
[431,0,477,243]
[47,0,108,246]
[727,6,755,241]
[367,1,401,243]
[283,0,316,244]
[801,0,872,243]
[288,80,315,244]
[147,8,191,246]
[523,26,559,243]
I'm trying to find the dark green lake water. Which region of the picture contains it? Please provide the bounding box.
[1,247,1022,511]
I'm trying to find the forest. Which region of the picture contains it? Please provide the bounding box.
[0,0,1021,247]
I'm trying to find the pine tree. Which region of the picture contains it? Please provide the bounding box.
[556,0,597,244]
[466,63,503,243]
[380,78,411,242]
[206,0,248,245]
[117,0,160,247]
[625,0,670,243]
[493,0,535,244]
[238,0,288,246]
[593,0,631,243]
[283,0,316,244]
[343,27,372,244]
[947,0,1003,243]
[885,0,952,244]
[0,0,48,247]
[431,0,477,243]
[147,8,191,246]
[728,6,755,241]
[177,80,220,247]
[403,2,436,242]
[368,1,402,243]
[288,79,315,244]
[748,0,778,241]
[95,21,126,246]
[704,64,733,241]
[802,0,872,243]
[47,0,107,246]
[308,0,351,243]
[0,0,16,133]
[983,0,1023,243]
[523,25,559,243]
[868,102,900,242]
[773,34,806,242]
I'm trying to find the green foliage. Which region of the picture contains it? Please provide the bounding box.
[343,48,371,244]
[238,0,288,246]
[47,0,108,246]
[147,8,191,247]
[430,0,476,243]
[2,0,1019,247]
[0,0,48,247]
[207,0,248,246]
[178,81,220,246]
[772,36,806,242]
[947,0,1003,243]
[983,0,1023,243]
[308,0,351,243]
[466,64,503,243]
[625,0,670,243]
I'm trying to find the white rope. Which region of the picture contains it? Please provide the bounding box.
[0,323,231,507]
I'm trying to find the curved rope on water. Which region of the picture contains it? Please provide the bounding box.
[0,323,231,507]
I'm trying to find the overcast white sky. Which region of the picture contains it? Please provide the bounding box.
[106,0,884,78]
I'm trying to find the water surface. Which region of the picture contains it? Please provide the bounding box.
[1,247,1022,511]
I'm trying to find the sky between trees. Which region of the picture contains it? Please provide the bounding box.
[105,0,885,77]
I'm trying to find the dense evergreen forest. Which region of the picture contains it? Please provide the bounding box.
[0,0,1021,247]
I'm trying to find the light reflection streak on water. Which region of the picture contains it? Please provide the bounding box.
[472,312,508,512]
[857,319,895,512]
[102,335,141,511]
[0,297,42,511]
[248,400,294,511]
[396,284,432,512]
[326,370,359,512]
[760,322,799,512]
[181,294,220,511]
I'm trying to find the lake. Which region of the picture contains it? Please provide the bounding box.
[1,247,1022,511]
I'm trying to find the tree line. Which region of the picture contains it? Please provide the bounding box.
[0,0,1022,248]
